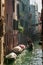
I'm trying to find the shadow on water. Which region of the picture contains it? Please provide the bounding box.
[4,44,42,65]
[4,58,15,65]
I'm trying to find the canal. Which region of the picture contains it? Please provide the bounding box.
[5,43,42,65]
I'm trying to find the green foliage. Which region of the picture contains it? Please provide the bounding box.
[20,12,24,17]
[18,21,24,33]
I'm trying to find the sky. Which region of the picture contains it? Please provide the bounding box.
[2,0,42,13]
[30,0,42,13]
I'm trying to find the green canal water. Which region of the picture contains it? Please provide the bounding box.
[5,44,42,65]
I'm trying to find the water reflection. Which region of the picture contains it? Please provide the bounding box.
[5,45,42,65]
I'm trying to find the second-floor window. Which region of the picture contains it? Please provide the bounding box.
[12,0,15,12]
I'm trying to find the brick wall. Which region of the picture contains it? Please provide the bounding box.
[5,0,18,54]
[5,0,13,28]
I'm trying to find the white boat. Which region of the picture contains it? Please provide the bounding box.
[12,46,23,54]
[5,52,17,59]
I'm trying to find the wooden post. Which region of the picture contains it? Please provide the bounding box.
[0,37,4,65]
[0,0,5,65]
[1,37,4,65]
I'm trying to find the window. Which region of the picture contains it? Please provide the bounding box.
[13,19,18,30]
[22,3,25,11]
[17,4,19,19]
[20,20,24,26]
[0,20,3,37]
[6,14,8,22]
[12,0,15,12]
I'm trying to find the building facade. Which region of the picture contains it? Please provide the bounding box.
[29,4,39,41]
[18,0,30,43]
[5,0,19,54]
[19,0,30,28]
[30,5,35,25]
[4,0,30,54]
